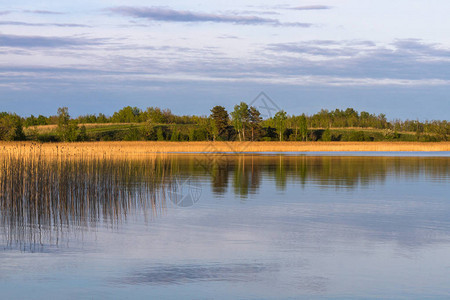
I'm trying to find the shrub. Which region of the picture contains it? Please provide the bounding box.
[321,128,332,141]
[0,114,25,141]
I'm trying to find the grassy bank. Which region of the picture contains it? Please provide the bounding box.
[22,122,446,143]
[1,141,449,157]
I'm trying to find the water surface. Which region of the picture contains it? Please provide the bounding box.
[1,154,449,299]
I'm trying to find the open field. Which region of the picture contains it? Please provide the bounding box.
[24,123,141,134]
[24,123,416,135]
[1,141,449,157]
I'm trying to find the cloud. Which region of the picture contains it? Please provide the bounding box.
[268,39,450,59]
[23,10,64,15]
[289,5,332,10]
[0,11,11,15]
[2,37,450,93]
[265,39,450,81]
[266,4,332,10]
[0,34,101,48]
[223,9,280,16]
[392,39,450,58]
[217,34,241,40]
[268,42,359,57]
[109,6,312,27]
[267,40,377,58]
[0,21,90,28]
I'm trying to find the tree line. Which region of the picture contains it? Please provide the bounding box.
[0,104,448,142]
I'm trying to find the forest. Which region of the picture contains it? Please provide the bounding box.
[0,103,448,142]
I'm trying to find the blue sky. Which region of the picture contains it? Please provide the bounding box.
[1,0,449,120]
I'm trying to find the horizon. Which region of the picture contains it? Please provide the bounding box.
[1,1,450,120]
[3,103,449,123]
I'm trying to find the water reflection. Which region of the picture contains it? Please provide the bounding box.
[207,155,448,196]
[0,154,178,250]
[118,263,273,285]
[0,153,448,251]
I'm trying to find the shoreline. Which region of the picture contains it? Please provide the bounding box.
[1,141,449,156]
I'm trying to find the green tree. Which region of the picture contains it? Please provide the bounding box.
[273,110,287,141]
[171,127,180,141]
[124,126,142,141]
[112,106,142,123]
[37,115,48,125]
[57,107,70,127]
[210,105,229,141]
[297,114,308,141]
[145,107,174,124]
[25,115,37,127]
[156,127,164,141]
[344,108,358,127]
[360,111,370,127]
[248,106,262,141]
[322,128,332,141]
[188,127,195,141]
[143,121,156,140]
[77,125,88,141]
[0,113,25,141]
[231,102,250,141]
[97,113,108,123]
[57,107,78,142]
[377,113,388,129]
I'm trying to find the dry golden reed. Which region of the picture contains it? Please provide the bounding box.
[0,150,177,250]
[0,141,449,158]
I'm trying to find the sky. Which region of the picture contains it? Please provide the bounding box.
[0,0,449,120]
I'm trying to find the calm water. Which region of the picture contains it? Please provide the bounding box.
[1,153,449,299]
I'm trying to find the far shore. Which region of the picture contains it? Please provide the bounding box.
[1,141,449,156]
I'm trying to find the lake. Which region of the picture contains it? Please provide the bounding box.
[1,153,449,299]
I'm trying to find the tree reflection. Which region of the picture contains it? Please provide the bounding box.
[0,153,448,250]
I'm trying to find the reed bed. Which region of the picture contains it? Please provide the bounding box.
[0,141,449,157]
[0,150,182,251]
[0,147,448,251]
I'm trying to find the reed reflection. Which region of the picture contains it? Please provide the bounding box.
[0,152,448,250]
[0,153,179,250]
